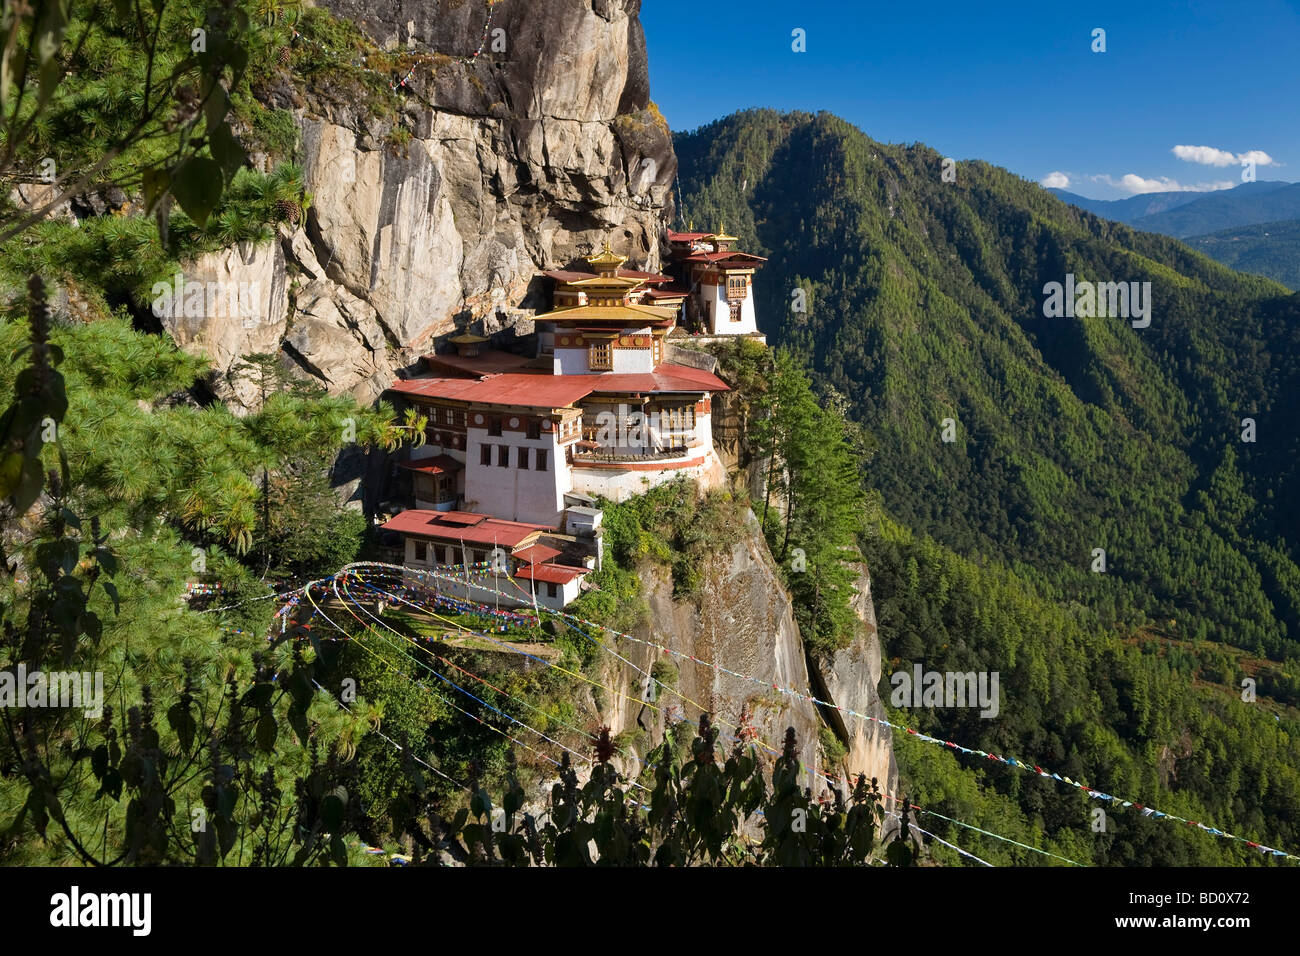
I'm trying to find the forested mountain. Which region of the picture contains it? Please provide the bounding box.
[1048,186,1216,224]
[676,109,1300,864]
[1049,182,1300,289]
[1185,220,1300,290]
[1049,181,1297,236]
[1123,182,1300,238]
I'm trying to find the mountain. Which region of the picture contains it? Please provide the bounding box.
[1137,182,1300,237]
[676,108,1300,864]
[1049,180,1299,236]
[1049,181,1300,288]
[1186,219,1300,290]
[1048,186,1210,223]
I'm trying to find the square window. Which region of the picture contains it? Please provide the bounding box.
[488,415,503,437]
[589,341,612,370]
[546,582,558,598]
[497,445,508,467]
[517,447,529,469]
[527,418,541,440]
[536,449,548,472]
[480,443,491,466]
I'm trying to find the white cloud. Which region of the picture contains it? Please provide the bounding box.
[1238,149,1277,167]
[1172,145,1237,167]
[1089,174,1236,195]
[1040,171,1070,189]
[1172,144,1277,167]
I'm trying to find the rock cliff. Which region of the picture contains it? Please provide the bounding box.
[183,0,676,407]
[590,509,897,798]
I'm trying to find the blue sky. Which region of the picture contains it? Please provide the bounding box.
[640,0,1300,199]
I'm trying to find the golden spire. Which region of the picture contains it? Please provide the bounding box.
[586,239,628,270]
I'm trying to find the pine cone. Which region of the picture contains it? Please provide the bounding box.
[273,198,301,224]
[277,45,292,66]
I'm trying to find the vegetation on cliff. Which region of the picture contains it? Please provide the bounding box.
[710,337,868,654]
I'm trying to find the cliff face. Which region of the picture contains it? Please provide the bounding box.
[173,0,675,408]
[591,510,897,798]
[813,567,897,792]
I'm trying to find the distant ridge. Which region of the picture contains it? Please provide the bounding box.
[1049,180,1299,237]
[1050,180,1300,286]
[1048,187,1209,223]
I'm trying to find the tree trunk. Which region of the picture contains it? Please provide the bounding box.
[781,468,795,558]
[761,435,777,532]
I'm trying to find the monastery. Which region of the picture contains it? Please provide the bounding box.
[379,229,766,609]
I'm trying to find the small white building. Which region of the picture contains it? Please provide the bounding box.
[381,509,590,611]
[665,229,767,336]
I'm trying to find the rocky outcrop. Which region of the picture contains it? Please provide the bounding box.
[156,241,290,408]
[592,509,894,797]
[165,0,676,405]
[811,567,898,794]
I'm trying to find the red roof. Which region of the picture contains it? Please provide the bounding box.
[589,364,729,394]
[436,511,487,525]
[618,269,673,283]
[389,363,727,406]
[512,543,562,565]
[423,349,534,376]
[382,510,551,547]
[513,563,590,584]
[683,251,767,265]
[541,269,599,282]
[643,286,688,299]
[668,231,712,242]
[398,455,463,475]
[390,373,596,408]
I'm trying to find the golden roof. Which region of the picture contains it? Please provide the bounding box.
[544,303,678,322]
[586,240,628,268]
[561,275,643,288]
[712,224,738,242]
[448,332,488,344]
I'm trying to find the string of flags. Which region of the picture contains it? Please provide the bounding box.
[311,580,607,784]
[329,574,982,859]
[340,568,1065,865]
[185,582,226,595]
[337,561,1298,863]
[289,568,1069,864]
[248,563,1297,864]
[552,603,1299,862]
